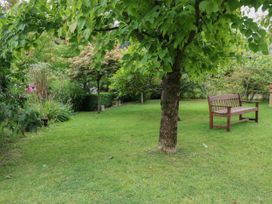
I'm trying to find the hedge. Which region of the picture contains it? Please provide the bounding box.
[81,92,114,111]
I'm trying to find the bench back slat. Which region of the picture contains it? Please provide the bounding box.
[208,94,241,112]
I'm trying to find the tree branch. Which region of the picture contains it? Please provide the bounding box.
[94,26,119,32]
[141,30,160,38]
[183,0,201,49]
[135,29,160,42]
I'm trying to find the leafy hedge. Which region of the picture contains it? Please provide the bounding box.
[0,94,42,146]
[81,92,114,111]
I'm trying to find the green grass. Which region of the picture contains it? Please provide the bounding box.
[1,100,272,204]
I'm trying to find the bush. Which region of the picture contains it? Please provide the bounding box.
[81,94,97,111]
[0,97,42,146]
[18,107,42,133]
[50,80,87,111]
[45,101,72,122]
[70,87,88,111]
[28,99,73,122]
[100,92,114,107]
[81,92,114,111]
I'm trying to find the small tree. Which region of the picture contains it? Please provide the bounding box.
[111,66,159,104]
[207,53,272,99]
[70,45,121,112]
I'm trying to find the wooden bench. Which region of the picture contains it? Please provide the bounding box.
[208,94,259,131]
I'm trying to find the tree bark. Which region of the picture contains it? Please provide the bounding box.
[140,92,144,104]
[159,49,182,153]
[97,78,101,113]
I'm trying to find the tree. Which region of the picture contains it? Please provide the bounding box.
[207,53,272,99]
[1,0,272,153]
[69,44,121,112]
[111,67,159,104]
[111,43,160,104]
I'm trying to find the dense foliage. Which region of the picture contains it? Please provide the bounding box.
[70,44,121,111]
[207,53,272,99]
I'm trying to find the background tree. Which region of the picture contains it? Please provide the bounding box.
[111,67,160,104]
[70,44,121,112]
[207,53,272,99]
[111,43,160,104]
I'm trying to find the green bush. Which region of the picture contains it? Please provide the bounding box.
[81,94,97,111]
[81,92,114,111]
[50,80,87,111]
[29,99,73,122]
[0,96,42,146]
[18,107,42,133]
[100,92,114,107]
[43,100,72,122]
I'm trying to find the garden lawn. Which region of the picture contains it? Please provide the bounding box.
[0,100,272,204]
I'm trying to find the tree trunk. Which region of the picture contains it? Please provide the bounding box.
[140,92,144,104]
[97,79,101,113]
[159,50,182,153]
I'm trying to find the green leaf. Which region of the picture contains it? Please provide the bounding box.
[69,21,77,33]
[200,0,219,13]
[83,28,91,40]
[248,43,258,52]
[226,0,241,11]
[77,17,86,30]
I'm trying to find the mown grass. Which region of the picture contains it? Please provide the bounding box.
[0,100,272,204]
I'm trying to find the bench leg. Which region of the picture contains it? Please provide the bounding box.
[239,114,243,120]
[226,107,231,132]
[255,102,259,123]
[227,115,231,132]
[209,113,214,129]
[255,110,258,123]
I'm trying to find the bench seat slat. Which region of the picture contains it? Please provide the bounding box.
[213,107,257,115]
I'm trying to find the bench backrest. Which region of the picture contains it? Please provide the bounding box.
[208,94,241,112]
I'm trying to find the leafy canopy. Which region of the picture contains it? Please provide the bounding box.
[0,0,271,78]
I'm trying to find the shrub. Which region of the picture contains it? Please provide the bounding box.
[50,80,87,111]
[81,92,114,111]
[28,99,73,122]
[100,92,114,107]
[81,94,97,111]
[0,97,42,146]
[44,100,72,122]
[17,107,42,133]
[66,83,87,112]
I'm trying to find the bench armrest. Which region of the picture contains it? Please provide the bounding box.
[241,100,259,108]
[241,100,259,104]
[210,105,232,108]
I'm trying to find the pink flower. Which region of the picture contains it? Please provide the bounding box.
[25,84,36,93]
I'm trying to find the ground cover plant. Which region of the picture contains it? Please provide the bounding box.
[0,100,271,203]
